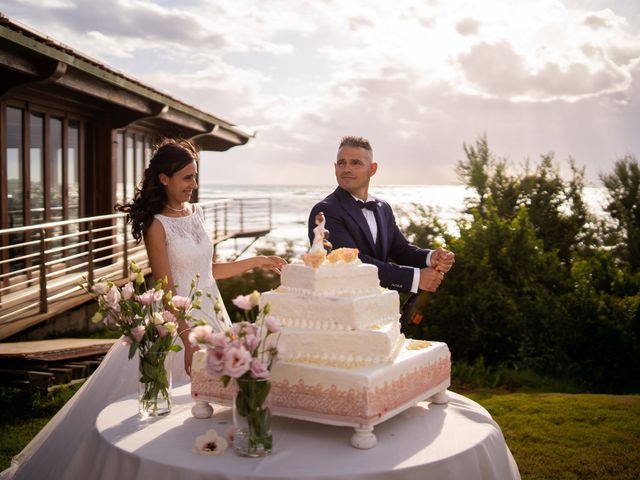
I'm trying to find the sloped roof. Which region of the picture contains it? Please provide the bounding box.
[0,14,252,151]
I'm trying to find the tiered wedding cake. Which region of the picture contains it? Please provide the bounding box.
[191,247,451,448]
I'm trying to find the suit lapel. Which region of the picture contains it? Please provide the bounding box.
[334,187,376,253]
[372,197,389,259]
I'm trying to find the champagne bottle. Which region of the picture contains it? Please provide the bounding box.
[399,290,431,325]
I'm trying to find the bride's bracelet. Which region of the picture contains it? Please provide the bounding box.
[178,327,192,338]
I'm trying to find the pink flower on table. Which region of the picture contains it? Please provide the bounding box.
[250,358,271,379]
[122,282,134,300]
[105,286,121,310]
[131,325,146,343]
[243,333,260,353]
[205,347,226,377]
[208,332,228,349]
[153,289,164,302]
[162,310,176,324]
[224,346,252,378]
[231,321,254,338]
[264,315,281,334]
[189,325,213,346]
[92,282,109,295]
[155,324,168,337]
[232,294,252,311]
[193,429,228,456]
[137,290,156,306]
[172,295,192,313]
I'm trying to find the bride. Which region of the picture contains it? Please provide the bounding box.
[2,139,286,479]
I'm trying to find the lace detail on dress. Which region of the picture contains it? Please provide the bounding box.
[155,205,230,329]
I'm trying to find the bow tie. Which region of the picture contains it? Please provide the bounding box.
[358,200,378,211]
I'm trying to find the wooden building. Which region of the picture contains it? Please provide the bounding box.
[0,15,265,340]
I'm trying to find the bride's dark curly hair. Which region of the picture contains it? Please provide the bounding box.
[116,138,199,244]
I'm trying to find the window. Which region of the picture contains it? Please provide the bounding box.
[2,105,84,272]
[30,112,44,225]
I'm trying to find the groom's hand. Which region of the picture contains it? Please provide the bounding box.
[419,267,444,292]
[431,247,455,274]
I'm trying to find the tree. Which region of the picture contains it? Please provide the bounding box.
[600,155,640,271]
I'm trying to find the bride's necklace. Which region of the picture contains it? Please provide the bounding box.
[165,203,188,213]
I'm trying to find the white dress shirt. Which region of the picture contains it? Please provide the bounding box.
[354,194,432,293]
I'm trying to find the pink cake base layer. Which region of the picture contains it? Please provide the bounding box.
[192,341,451,426]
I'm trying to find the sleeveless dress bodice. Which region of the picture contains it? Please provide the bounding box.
[155,205,230,328]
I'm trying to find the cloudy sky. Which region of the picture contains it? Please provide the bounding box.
[3,0,640,186]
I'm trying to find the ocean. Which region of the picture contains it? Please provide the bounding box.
[199,184,609,260]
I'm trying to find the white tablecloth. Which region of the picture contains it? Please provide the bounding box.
[91,382,520,480]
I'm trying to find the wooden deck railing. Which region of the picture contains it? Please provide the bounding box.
[0,198,271,340]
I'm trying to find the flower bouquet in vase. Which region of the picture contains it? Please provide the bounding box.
[190,291,281,457]
[85,261,200,417]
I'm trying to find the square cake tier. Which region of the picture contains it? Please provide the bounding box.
[191,340,451,427]
[260,288,399,331]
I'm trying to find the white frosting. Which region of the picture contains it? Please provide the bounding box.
[191,341,452,426]
[260,289,399,331]
[280,262,380,296]
[277,323,405,368]
[270,341,450,391]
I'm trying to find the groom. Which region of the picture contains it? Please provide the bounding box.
[308,136,454,293]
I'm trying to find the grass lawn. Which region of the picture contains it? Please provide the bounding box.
[466,390,640,480]
[1,386,639,479]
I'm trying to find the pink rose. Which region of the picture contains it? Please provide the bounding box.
[249,358,271,379]
[136,290,156,306]
[209,332,228,349]
[224,346,252,378]
[189,325,213,346]
[162,310,176,324]
[131,325,146,343]
[172,295,192,312]
[105,286,121,309]
[264,315,281,334]
[205,347,226,377]
[243,334,260,353]
[155,324,168,337]
[92,282,109,295]
[153,289,164,303]
[232,294,252,311]
[122,282,134,300]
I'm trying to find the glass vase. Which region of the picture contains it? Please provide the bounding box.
[232,377,273,457]
[138,350,172,417]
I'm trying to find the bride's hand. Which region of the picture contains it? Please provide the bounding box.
[183,343,200,377]
[254,255,287,274]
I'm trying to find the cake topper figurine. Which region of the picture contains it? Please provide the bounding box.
[303,211,332,268]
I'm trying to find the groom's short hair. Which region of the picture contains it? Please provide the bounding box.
[339,135,372,152]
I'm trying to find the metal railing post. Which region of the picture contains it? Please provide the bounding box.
[214,204,218,242]
[122,217,128,277]
[39,229,48,313]
[224,203,228,236]
[88,222,95,286]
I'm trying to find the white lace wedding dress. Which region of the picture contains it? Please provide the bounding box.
[1,205,230,480]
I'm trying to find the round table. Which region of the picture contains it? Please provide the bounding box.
[91,382,520,480]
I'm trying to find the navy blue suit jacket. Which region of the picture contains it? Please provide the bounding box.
[308,187,431,292]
